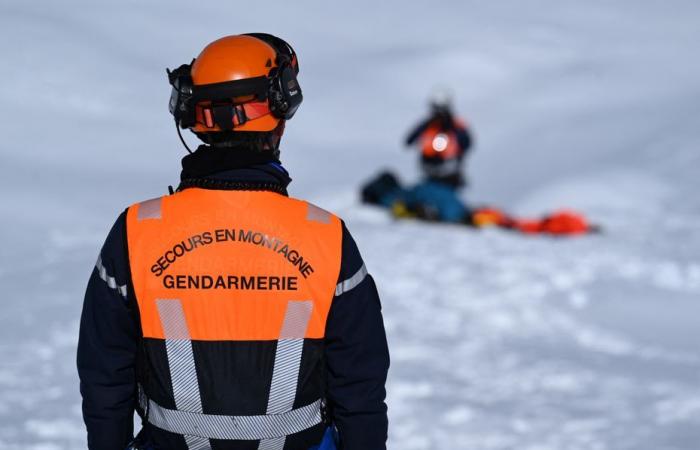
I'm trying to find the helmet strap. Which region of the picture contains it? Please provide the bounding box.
[212,103,235,131]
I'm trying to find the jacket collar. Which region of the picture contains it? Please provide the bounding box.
[178,145,291,195]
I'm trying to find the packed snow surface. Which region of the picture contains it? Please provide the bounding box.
[1,1,699,449]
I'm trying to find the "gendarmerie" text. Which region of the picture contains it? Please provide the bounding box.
[163,274,298,291]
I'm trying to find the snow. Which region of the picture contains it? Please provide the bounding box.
[1,0,699,448]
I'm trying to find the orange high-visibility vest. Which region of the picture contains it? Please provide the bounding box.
[420,119,466,160]
[126,188,342,449]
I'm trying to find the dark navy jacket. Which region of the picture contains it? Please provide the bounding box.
[77,146,390,450]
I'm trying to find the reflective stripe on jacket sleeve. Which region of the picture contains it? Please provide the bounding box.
[77,210,139,450]
[325,221,389,450]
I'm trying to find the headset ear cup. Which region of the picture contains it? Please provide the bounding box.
[167,63,195,128]
[281,66,302,119]
[268,65,302,120]
[177,82,196,128]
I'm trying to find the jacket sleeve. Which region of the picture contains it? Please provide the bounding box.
[405,117,431,146]
[77,211,139,450]
[456,125,472,155]
[325,222,390,450]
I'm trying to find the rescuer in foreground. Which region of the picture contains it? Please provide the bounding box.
[77,34,389,450]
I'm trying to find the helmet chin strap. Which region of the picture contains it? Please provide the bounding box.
[175,121,194,154]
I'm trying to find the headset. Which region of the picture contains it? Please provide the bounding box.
[167,33,302,133]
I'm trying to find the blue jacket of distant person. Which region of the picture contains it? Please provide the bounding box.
[366,174,469,223]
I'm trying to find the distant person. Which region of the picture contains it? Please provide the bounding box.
[77,33,389,450]
[405,90,473,188]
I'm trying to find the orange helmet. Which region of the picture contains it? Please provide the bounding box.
[167,33,302,134]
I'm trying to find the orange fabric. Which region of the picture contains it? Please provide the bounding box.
[190,35,281,132]
[126,189,342,341]
[472,207,511,227]
[539,210,590,235]
[511,210,590,235]
[472,207,591,235]
[420,122,460,159]
[511,219,542,234]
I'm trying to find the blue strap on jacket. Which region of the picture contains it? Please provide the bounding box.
[309,426,339,450]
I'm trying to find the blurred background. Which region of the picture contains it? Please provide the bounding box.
[1,0,699,448]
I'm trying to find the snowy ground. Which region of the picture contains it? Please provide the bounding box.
[1,1,699,449]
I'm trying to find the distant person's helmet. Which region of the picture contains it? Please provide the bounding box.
[429,86,454,116]
[167,34,302,133]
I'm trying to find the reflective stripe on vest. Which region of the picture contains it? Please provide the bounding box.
[157,298,211,450]
[127,190,342,447]
[146,398,322,440]
[258,300,313,450]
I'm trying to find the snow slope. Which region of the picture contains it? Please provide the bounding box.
[1,1,699,449]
